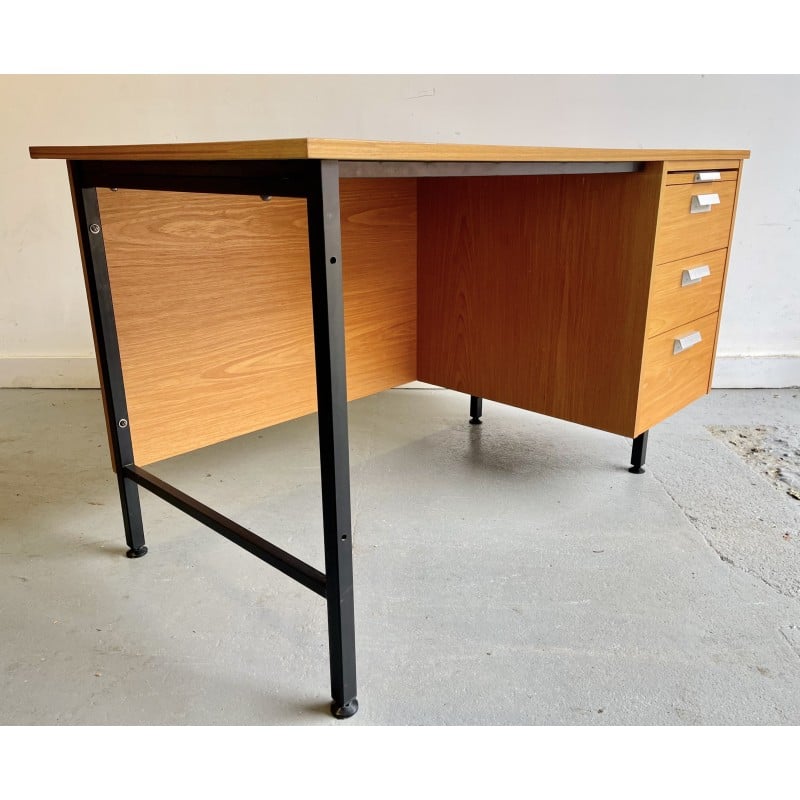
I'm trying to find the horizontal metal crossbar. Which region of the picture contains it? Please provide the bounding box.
[122,465,327,597]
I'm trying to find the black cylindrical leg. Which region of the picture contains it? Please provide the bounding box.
[629,431,648,474]
[307,160,358,719]
[469,395,483,425]
[70,167,148,558]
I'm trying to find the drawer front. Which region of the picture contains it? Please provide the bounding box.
[637,312,719,433]
[664,159,741,173]
[646,249,727,337]
[665,169,738,186]
[654,180,737,264]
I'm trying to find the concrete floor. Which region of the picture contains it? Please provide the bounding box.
[1,387,798,725]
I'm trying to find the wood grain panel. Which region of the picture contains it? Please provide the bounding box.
[664,159,742,173]
[418,167,664,436]
[665,170,738,186]
[340,179,418,399]
[29,139,751,163]
[646,249,727,338]
[98,179,416,465]
[636,312,719,435]
[653,180,737,264]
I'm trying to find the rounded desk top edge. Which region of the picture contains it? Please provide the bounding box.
[28,138,751,163]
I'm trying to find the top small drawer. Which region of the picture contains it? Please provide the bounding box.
[653,179,737,265]
[665,169,738,186]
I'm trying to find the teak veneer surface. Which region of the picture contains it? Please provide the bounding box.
[646,249,727,338]
[636,312,719,434]
[98,179,416,465]
[665,170,738,186]
[653,180,738,265]
[664,159,742,173]
[30,138,750,163]
[38,143,748,461]
[417,168,664,436]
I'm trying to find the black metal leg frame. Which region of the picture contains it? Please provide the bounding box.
[70,158,358,719]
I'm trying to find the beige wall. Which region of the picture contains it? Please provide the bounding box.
[1,74,798,387]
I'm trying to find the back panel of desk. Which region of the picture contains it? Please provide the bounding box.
[98,179,417,465]
[416,169,664,437]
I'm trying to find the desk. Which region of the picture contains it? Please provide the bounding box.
[30,139,749,718]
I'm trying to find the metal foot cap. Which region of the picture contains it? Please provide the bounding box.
[126,545,149,558]
[628,466,645,475]
[331,698,359,719]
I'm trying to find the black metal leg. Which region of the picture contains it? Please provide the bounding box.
[70,167,148,558]
[469,395,483,425]
[629,431,648,474]
[119,475,147,557]
[306,160,358,719]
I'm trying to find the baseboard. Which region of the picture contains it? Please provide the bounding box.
[0,357,100,388]
[711,355,800,389]
[2,356,798,390]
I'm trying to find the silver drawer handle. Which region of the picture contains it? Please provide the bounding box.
[694,171,721,183]
[673,331,702,355]
[690,193,721,214]
[681,264,712,286]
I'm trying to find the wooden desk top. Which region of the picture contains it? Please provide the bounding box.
[29,138,750,163]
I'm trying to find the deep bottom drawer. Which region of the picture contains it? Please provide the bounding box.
[636,312,719,434]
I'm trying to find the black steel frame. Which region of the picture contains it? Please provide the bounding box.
[69,158,358,719]
[68,156,656,720]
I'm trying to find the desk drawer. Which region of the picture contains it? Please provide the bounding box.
[654,180,737,264]
[665,169,738,186]
[646,249,726,337]
[637,312,718,433]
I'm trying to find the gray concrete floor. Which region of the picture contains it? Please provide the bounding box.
[1,387,799,725]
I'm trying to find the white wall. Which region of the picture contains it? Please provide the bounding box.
[1,74,798,388]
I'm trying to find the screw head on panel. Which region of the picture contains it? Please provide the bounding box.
[89,223,101,234]
[118,419,128,428]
